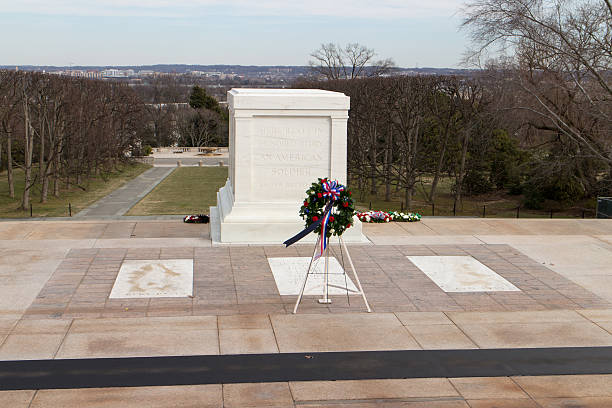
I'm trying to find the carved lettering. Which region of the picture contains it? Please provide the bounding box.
[257,152,323,162]
[250,117,331,201]
[270,167,312,177]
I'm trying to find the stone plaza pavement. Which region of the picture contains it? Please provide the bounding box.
[2,218,612,406]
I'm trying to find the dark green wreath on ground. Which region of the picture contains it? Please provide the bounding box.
[299,178,355,237]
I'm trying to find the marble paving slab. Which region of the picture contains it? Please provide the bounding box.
[268,257,359,296]
[406,256,520,293]
[109,259,193,298]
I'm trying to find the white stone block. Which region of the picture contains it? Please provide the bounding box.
[268,257,358,296]
[211,88,367,244]
[407,256,520,292]
[109,259,193,298]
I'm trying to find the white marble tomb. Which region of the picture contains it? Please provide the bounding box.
[268,257,358,296]
[210,88,367,243]
[407,256,520,293]
[109,259,194,298]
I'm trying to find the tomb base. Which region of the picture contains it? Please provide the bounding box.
[210,180,368,244]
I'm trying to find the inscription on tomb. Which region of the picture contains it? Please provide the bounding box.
[251,117,330,201]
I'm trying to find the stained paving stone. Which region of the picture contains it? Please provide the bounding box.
[449,377,529,399]
[30,385,222,408]
[535,397,612,407]
[405,324,478,349]
[223,382,293,408]
[271,313,420,352]
[466,399,540,408]
[512,375,612,398]
[289,378,460,401]
[219,328,279,354]
[0,390,36,408]
[0,333,66,360]
[455,321,612,348]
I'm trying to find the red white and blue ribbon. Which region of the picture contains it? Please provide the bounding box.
[322,180,344,201]
[283,201,332,247]
[314,208,332,260]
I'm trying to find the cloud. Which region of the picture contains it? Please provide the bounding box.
[1,0,463,19]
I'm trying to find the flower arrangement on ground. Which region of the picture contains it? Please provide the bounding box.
[183,214,210,224]
[356,210,392,223]
[356,210,422,223]
[389,211,421,222]
[299,178,355,237]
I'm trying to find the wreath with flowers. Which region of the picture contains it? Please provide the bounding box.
[299,178,355,237]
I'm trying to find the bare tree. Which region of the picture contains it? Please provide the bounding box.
[452,79,490,208]
[422,77,460,204]
[0,71,20,198]
[309,43,395,80]
[0,70,146,212]
[461,0,612,164]
[177,108,221,147]
[389,77,432,208]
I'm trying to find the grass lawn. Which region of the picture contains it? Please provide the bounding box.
[125,166,594,219]
[127,166,228,215]
[0,162,151,218]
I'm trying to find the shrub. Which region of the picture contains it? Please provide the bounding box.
[462,170,494,196]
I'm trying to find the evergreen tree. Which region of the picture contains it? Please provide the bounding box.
[189,85,220,113]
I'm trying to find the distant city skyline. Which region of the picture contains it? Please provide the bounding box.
[1,1,469,68]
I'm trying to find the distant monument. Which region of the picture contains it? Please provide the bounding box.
[210,88,367,244]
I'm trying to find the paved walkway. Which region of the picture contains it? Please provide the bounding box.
[75,167,175,217]
[1,218,612,406]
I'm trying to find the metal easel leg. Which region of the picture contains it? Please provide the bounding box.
[293,234,321,314]
[318,237,332,304]
[340,236,372,312]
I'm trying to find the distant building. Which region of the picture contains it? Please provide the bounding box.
[102,69,127,78]
[86,71,102,79]
[62,70,102,79]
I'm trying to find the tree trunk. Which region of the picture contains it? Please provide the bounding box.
[53,149,60,197]
[41,173,49,202]
[405,185,413,210]
[384,128,392,201]
[39,120,45,198]
[155,121,161,147]
[429,125,451,204]
[384,147,391,201]
[7,133,14,198]
[369,125,378,195]
[41,148,53,203]
[358,173,366,201]
[21,99,33,210]
[54,133,62,197]
[454,128,471,209]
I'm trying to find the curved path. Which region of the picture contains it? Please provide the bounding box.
[75,167,175,217]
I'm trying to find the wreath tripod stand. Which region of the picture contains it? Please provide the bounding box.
[293,233,371,314]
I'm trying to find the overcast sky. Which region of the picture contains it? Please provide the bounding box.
[0,0,469,67]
